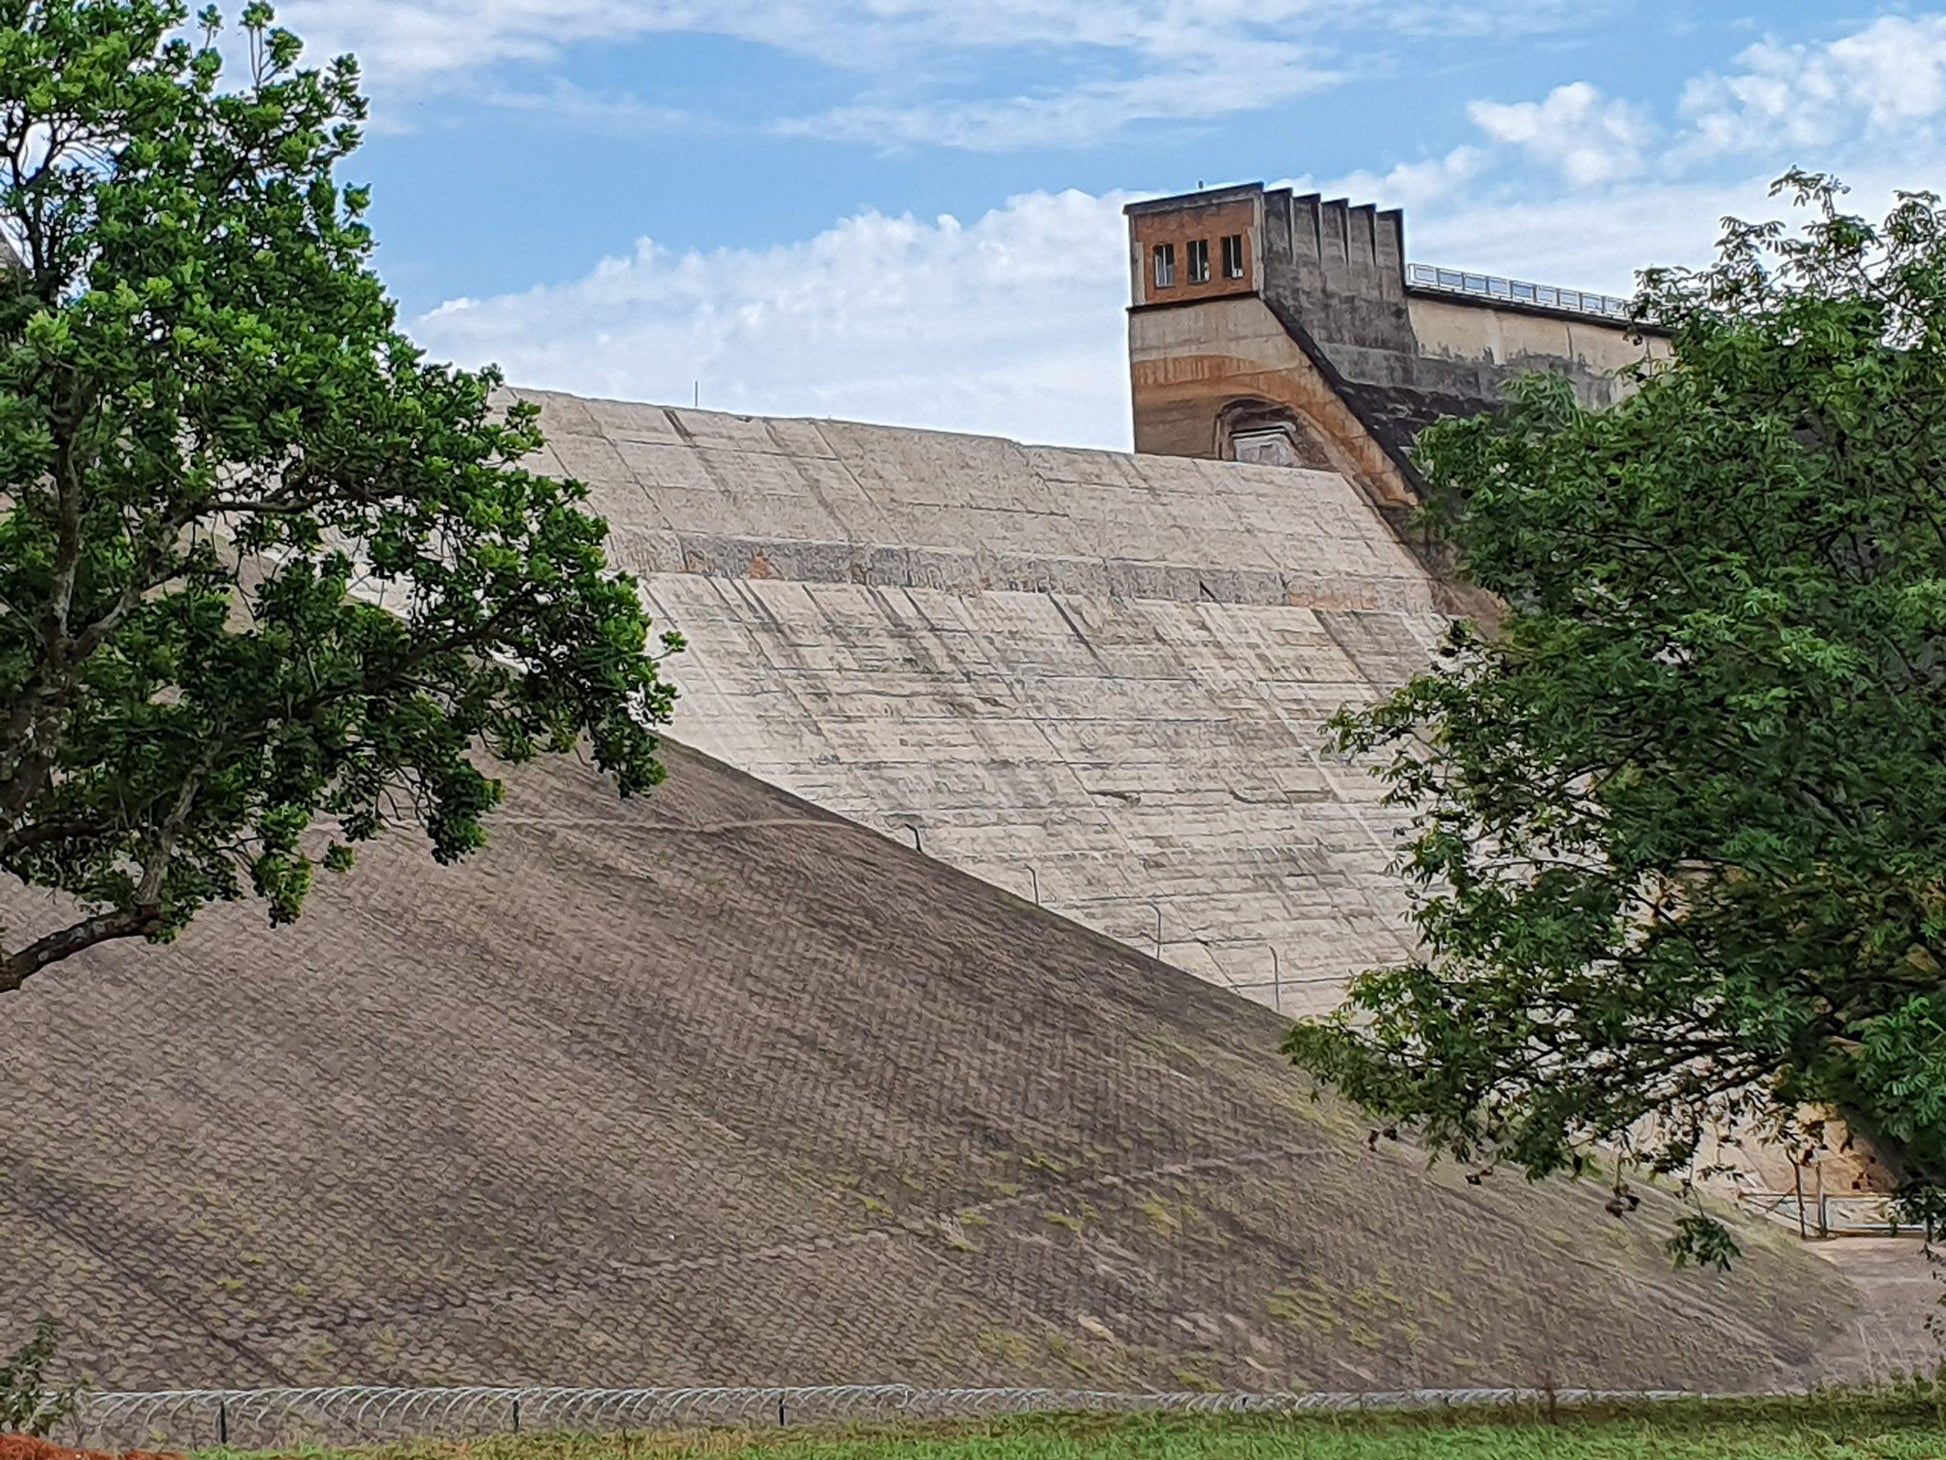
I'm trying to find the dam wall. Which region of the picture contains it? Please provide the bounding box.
[516,387,1447,1011]
[1125,185,1670,512]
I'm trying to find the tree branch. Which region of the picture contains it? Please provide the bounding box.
[0,814,113,859]
[0,904,161,993]
[0,752,210,993]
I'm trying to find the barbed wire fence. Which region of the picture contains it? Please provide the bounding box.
[70,1383,1708,1451]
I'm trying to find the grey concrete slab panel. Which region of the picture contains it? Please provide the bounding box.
[519,394,1455,1007]
[503,385,603,436]
[543,428,638,494]
[579,395,690,446]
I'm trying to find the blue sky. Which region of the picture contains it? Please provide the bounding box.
[275,1,1946,448]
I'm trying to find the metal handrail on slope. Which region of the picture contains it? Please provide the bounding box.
[1739,1188,1913,1239]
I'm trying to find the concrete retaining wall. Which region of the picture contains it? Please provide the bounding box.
[515,388,1448,1012]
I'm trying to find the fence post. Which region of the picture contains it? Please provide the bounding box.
[1029,867,1040,906]
[218,1398,228,1448]
[512,1398,521,1435]
[1151,902,1163,959]
[1793,1162,1808,1241]
[1270,947,1281,1013]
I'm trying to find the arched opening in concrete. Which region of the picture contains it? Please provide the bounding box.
[1215,397,1337,471]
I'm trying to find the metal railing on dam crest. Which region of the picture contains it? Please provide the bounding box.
[1407,262,1633,320]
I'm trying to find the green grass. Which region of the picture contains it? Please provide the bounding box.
[192,1389,1946,1460]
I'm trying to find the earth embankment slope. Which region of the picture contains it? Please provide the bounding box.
[0,742,1866,1392]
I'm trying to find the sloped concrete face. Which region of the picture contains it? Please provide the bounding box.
[514,388,1447,1013]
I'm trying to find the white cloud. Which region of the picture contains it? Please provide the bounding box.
[409,189,1136,448]
[1428,7,1946,289]
[280,0,1600,148]
[397,9,1946,451]
[281,0,695,79]
[469,78,708,136]
[1295,146,1488,213]
[1405,175,1774,294]
[1679,16,1946,162]
[780,39,1339,152]
[283,0,1593,81]
[406,163,1945,455]
[408,165,1910,455]
[1468,82,1655,188]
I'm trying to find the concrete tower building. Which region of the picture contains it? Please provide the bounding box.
[1125,184,1670,524]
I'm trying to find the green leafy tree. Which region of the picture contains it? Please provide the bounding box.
[1288,174,1946,1254]
[0,1,679,992]
[0,1317,80,1436]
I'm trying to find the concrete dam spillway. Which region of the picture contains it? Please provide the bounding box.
[0,180,1921,1394]
[513,184,1673,1010]
[517,387,1444,1012]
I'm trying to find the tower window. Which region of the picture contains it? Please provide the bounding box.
[1187,238,1210,284]
[1152,243,1176,289]
[1222,233,1245,279]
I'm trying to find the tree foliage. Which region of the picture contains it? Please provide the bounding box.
[0,1,678,991]
[0,1317,79,1436]
[1288,174,1946,1246]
